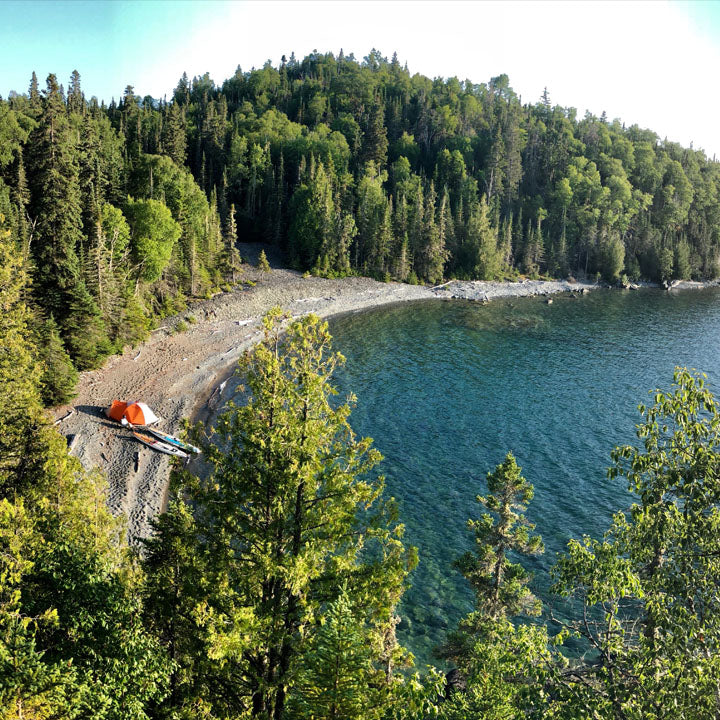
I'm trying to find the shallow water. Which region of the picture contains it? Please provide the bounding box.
[328,287,720,664]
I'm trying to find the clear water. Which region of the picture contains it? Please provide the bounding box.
[327,288,720,664]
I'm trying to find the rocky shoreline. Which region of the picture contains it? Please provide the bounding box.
[54,245,717,541]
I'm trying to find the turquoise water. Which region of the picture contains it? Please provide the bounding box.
[327,288,720,664]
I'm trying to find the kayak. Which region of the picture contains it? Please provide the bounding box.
[133,431,189,459]
[143,426,201,454]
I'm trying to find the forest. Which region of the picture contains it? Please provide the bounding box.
[3,247,720,717]
[3,51,720,718]
[2,50,720,403]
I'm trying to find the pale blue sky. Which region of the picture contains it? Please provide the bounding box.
[2,0,720,157]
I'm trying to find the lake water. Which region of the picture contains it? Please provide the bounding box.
[327,287,720,664]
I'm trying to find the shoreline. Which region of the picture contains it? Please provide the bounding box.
[54,250,717,542]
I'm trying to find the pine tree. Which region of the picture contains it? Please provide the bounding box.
[361,100,388,169]
[163,310,416,719]
[36,315,78,406]
[417,181,447,284]
[459,453,543,623]
[437,453,551,718]
[223,202,242,282]
[27,74,109,369]
[289,589,380,720]
[257,248,271,272]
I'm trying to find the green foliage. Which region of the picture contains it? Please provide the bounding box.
[438,453,553,718]
[551,368,720,718]
[289,589,381,720]
[129,154,223,297]
[438,617,556,720]
[459,453,543,622]
[2,53,720,388]
[7,55,720,720]
[36,315,78,406]
[0,207,170,716]
[257,248,271,271]
[0,214,64,497]
[126,197,182,283]
[145,309,416,719]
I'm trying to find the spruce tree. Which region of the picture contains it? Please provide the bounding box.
[289,589,380,720]
[36,315,78,406]
[361,100,388,170]
[223,202,242,282]
[151,310,416,720]
[417,181,447,284]
[257,248,271,271]
[27,74,109,369]
[437,454,552,719]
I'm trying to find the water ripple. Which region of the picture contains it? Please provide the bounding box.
[329,287,720,663]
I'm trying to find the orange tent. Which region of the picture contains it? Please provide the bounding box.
[106,400,159,426]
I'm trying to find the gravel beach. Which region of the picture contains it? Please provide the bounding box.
[54,245,599,542]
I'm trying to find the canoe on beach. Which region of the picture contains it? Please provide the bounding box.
[142,426,201,454]
[132,430,189,459]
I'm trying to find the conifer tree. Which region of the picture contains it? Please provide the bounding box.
[257,248,271,271]
[288,161,333,268]
[142,490,212,717]
[67,69,84,115]
[361,101,388,170]
[27,71,41,117]
[27,74,109,369]
[11,152,30,263]
[289,589,379,720]
[36,315,78,406]
[158,101,184,169]
[439,452,544,668]
[315,201,355,277]
[154,310,416,720]
[417,182,447,284]
[0,212,170,717]
[468,196,500,280]
[223,202,242,282]
[0,213,53,497]
[460,453,543,621]
[437,453,553,719]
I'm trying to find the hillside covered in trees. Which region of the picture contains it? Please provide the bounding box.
[2,50,720,403]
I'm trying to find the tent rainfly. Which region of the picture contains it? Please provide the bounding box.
[106,400,160,426]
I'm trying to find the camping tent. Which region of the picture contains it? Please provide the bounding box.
[106,400,160,426]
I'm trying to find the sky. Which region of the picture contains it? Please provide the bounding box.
[2,0,720,158]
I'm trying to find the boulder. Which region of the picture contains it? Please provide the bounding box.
[445,668,467,699]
